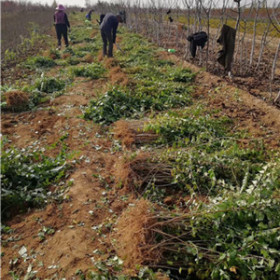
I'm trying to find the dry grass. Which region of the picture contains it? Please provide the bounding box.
[1,2,54,55]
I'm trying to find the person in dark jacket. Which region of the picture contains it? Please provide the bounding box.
[54,4,70,50]
[100,13,123,57]
[217,24,236,75]
[187,31,208,58]
[97,14,105,25]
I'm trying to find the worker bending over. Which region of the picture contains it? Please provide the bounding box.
[100,13,123,57]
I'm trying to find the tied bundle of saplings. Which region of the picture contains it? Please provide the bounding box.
[132,162,280,280]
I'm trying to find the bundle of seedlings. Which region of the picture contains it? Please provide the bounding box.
[115,163,280,279]
[113,120,158,147]
[109,66,129,86]
[114,153,174,195]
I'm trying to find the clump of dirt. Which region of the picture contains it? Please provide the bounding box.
[4,90,29,110]
[112,199,158,270]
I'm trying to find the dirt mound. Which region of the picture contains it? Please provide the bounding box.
[4,90,29,110]
[112,199,158,270]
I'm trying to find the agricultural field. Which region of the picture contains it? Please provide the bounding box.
[1,7,280,280]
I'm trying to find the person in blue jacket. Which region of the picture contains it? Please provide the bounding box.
[100,13,123,57]
[86,9,93,20]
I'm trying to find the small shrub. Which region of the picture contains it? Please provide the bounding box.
[168,67,196,83]
[34,76,65,93]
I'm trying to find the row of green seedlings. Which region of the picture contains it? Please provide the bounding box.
[1,139,70,220]
[132,163,280,280]
[113,103,280,279]
[115,106,271,199]
[95,31,280,278]
[84,31,195,124]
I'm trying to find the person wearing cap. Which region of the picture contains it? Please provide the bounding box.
[100,13,123,57]
[54,4,70,50]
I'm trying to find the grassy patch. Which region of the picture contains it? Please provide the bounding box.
[84,86,192,125]
[144,107,232,145]
[25,55,56,69]
[69,63,106,79]
[1,145,69,220]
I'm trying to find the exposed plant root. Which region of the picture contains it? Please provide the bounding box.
[114,153,173,192]
[109,66,129,86]
[112,199,160,269]
[5,90,29,110]
[61,53,71,59]
[82,53,94,63]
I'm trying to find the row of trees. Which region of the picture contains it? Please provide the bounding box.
[93,0,279,97]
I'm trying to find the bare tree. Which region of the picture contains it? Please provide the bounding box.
[249,0,261,66]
